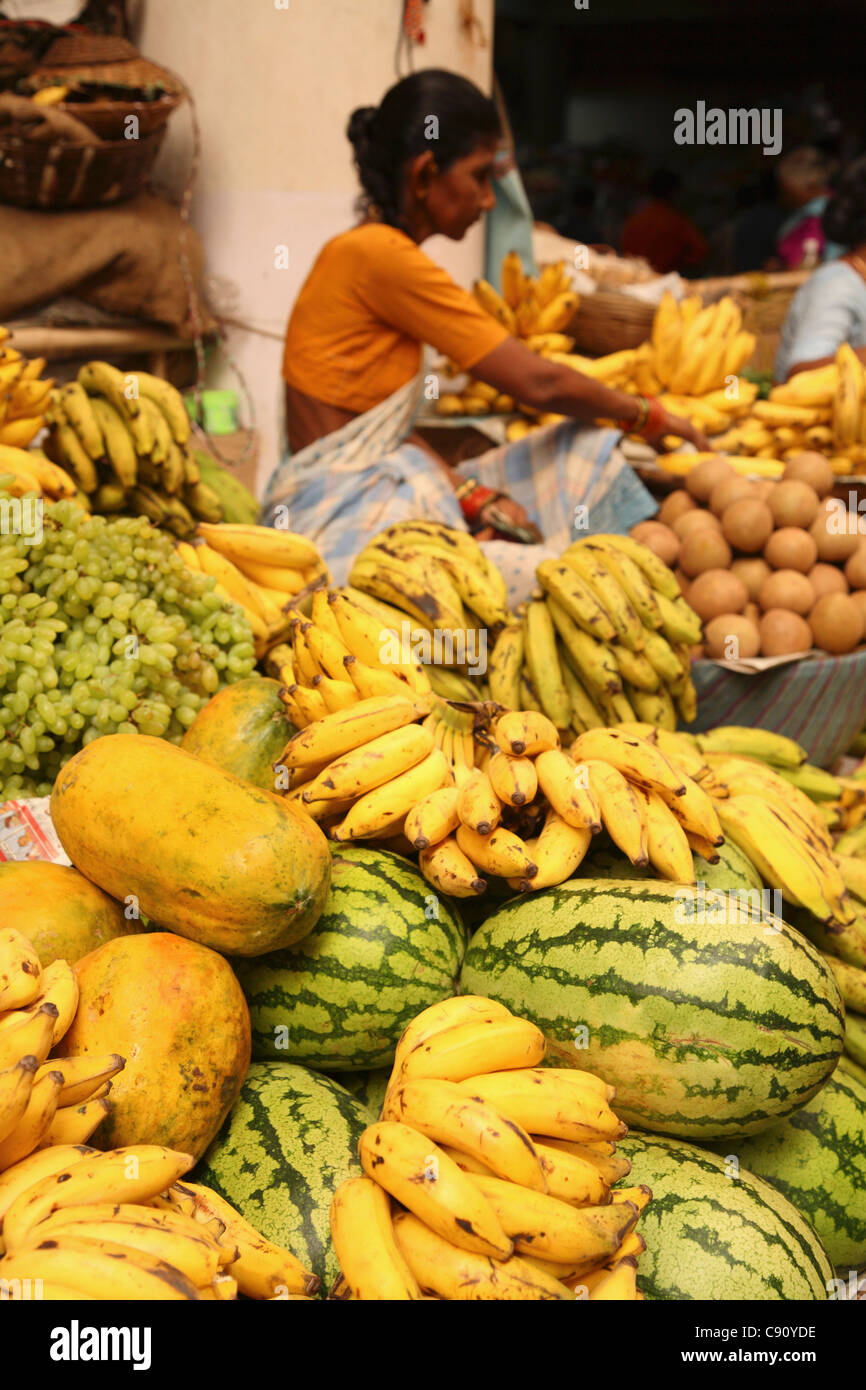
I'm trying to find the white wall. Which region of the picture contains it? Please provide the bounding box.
[136,0,495,493]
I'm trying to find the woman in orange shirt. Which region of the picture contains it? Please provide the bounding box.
[269,70,705,568]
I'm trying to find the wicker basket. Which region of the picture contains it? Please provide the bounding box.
[19,50,185,142]
[0,125,167,209]
[567,289,656,357]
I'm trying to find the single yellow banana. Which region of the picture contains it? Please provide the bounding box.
[507,810,592,892]
[330,1175,421,1299]
[332,748,449,840]
[398,1016,546,1085]
[656,775,723,845]
[418,836,487,898]
[387,1077,548,1192]
[196,521,320,569]
[495,709,559,757]
[486,750,538,808]
[0,1056,38,1148]
[571,728,686,797]
[467,1171,638,1266]
[0,1003,58,1071]
[36,1095,109,1150]
[582,759,648,866]
[456,768,501,835]
[0,1144,96,1247]
[279,693,424,769]
[22,958,78,1046]
[460,1069,627,1143]
[456,823,538,879]
[635,785,695,883]
[0,1230,200,1300]
[488,622,524,710]
[535,749,602,831]
[405,784,461,850]
[525,601,572,728]
[536,560,618,642]
[391,996,515,1080]
[545,595,624,694]
[392,1208,570,1300]
[0,928,41,1011]
[301,722,433,803]
[358,1121,513,1258]
[532,1136,632,1185]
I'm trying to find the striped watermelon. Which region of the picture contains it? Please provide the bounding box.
[460,880,844,1139]
[233,847,464,1070]
[330,1067,390,1119]
[195,1061,371,1288]
[618,1133,833,1300]
[714,1067,866,1269]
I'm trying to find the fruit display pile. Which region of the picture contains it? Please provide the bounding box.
[0,327,865,1304]
[632,451,866,658]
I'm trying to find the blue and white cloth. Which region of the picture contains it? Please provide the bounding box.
[775,261,866,382]
[261,368,657,607]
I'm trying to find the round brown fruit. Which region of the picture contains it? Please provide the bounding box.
[759,609,813,657]
[809,498,861,562]
[657,489,697,526]
[672,508,722,542]
[808,562,849,600]
[731,556,771,602]
[808,592,864,654]
[768,479,820,530]
[678,528,733,578]
[759,569,815,615]
[685,456,734,502]
[709,475,758,517]
[844,542,866,590]
[721,498,774,554]
[763,526,818,573]
[704,614,761,660]
[687,569,749,622]
[629,520,680,568]
[783,451,834,498]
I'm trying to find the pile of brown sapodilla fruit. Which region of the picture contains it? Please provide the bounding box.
[631,453,866,660]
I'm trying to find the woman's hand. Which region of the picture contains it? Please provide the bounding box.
[476,495,542,542]
[647,409,710,453]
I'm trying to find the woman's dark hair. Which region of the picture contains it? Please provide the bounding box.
[822,155,866,246]
[347,69,500,228]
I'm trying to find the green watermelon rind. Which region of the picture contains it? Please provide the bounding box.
[234,847,465,1071]
[195,1061,371,1290]
[711,1067,866,1270]
[460,879,845,1139]
[618,1132,834,1301]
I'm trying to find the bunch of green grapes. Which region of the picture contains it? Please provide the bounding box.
[0,490,256,797]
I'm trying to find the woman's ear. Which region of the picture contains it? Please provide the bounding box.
[406,149,440,196]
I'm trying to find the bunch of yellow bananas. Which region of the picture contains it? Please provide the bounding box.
[264,584,433,730]
[648,291,756,397]
[41,360,226,533]
[176,522,328,657]
[329,994,645,1301]
[413,715,726,899]
[0,931,110,1169]
[0,328,54,449]
[436,252,578,425]
[0,443,80,502]
[489,533,700,735]
[705,342,866,475]
[0,1144,318,1300]
[349,519,510,634]
[678,725,866,1070]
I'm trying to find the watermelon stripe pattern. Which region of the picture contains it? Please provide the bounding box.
[195,1062,372,1289]
[234,847,465,1071]
[618,1134,833,1301]
[461,880,845,1139]
[719,1068,866,1269]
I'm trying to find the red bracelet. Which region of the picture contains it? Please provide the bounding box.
[456,480,504,526]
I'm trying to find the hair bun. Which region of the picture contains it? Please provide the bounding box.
[347,105,378,151]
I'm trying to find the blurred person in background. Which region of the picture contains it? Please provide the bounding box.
[774,146,842,269]
[621,169,707,274]
[776,155,866,379]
